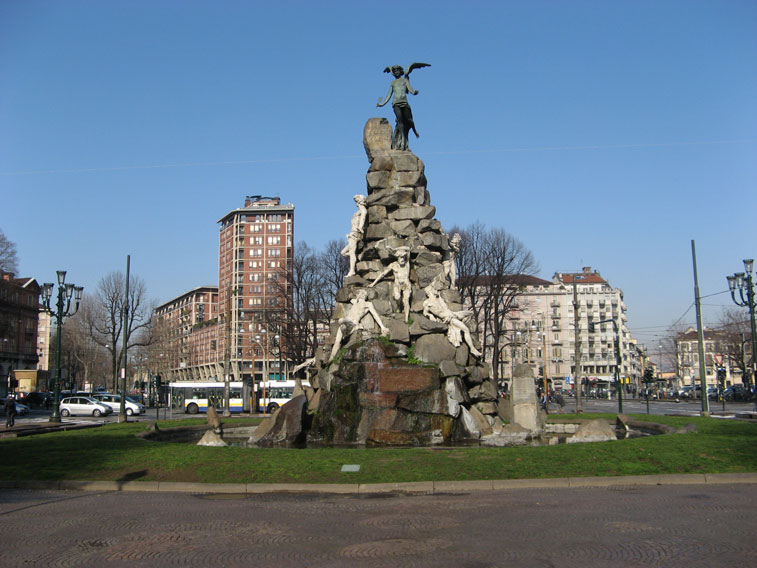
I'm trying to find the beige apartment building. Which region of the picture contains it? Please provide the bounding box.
[155,196,294,384]
[676,326,744,387]
[480,267,641,396]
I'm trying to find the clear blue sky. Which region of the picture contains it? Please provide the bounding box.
[2,0,755,351]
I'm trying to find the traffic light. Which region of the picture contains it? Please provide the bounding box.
[643,367,654,383]
[588,322,595,333]
[717,368,726,383]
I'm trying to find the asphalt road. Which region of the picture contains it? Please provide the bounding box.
[1,483,755,567]
[555,397,756,417]
[7,398,755,427]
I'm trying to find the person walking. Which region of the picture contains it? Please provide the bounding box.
[5,395,17,428]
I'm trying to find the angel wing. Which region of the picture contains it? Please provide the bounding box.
[383,66,393,74]
[405,62,430,77]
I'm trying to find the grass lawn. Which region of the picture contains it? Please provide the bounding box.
[1,414,755,485]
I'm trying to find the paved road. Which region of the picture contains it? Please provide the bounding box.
[8,398,754,428]
[552,397,755,417]
[1,484,755,567]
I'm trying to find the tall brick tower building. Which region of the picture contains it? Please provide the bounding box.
[217,196,294,383]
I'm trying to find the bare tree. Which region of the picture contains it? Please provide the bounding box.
[718,308,752,386]
[60,297,111,390]
[269,242,325,367]
[84,271,155,390]
[319,238,348,308]
[265,240,348,370]
[0,228,19,273]
[452,223,539,380]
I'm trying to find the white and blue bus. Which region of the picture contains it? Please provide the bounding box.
[169,381,247,414]
[255,379,310,413]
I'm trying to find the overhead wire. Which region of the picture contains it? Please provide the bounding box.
[2,139,754,176]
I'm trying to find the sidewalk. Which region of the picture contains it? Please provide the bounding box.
[1,472,755,495]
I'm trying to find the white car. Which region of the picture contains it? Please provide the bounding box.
[60,396,113,417]
[90,393,145,416]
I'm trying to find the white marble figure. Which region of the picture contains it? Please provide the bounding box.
[340,195,368,277]
[422,278,482,357]
[330,289,389,360]
[443,232,461,285]
[369,246,411,322]
[291,357,316,376]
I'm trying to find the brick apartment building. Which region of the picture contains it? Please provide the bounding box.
[155,196,294,384]
[0,271,40,396]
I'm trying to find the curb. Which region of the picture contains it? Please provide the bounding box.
[2,473,755,495]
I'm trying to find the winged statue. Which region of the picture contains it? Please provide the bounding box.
[377,62,431,151]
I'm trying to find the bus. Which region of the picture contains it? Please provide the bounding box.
[169,381,248,414]
[255,379,310,413]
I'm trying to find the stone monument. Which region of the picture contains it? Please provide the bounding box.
[253,118,506,447]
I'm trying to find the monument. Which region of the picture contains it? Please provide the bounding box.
[254,113,513,447]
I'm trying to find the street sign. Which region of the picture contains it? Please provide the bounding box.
[714,353,724,366]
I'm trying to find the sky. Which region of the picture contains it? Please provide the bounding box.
[1,0,755,352]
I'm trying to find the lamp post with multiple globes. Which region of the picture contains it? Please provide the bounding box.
[40,271,83,423]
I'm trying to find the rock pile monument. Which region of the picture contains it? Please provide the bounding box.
[255,118,508,447]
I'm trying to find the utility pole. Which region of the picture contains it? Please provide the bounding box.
[691,240,710,415]
[118,255,130,423]
[572,275,583,412]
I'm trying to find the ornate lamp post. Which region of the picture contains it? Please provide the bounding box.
[727,259,756,389]
[40,271,83,423]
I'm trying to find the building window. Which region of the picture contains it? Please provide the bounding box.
[268,249,281,258]
[267,236,281,245]
[269,223,281,231]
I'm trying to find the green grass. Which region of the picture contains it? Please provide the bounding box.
[1,414,755,485]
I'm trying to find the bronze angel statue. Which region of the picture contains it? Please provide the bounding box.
[377,62,430,150]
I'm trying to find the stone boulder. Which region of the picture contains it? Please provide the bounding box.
[206,405,222,433]
[481,422,532,447]
[254,395,308,448]
[197,430,227,447]
[567,419,617,444]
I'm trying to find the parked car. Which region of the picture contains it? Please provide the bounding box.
[1,398,30,416]
[707,386,720,400]
[90,393,145,416]
[59,396,113,417]
[723,385,754,402]
[22,391,53,408]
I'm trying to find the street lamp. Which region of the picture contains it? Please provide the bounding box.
[727,259,756,390]
[40,271,83,423]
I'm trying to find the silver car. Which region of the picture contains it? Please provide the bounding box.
[59,396,113,417]
[90,393,145,416]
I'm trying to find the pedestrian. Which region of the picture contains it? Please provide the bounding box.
[5,395,17,428]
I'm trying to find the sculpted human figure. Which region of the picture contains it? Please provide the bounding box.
[369,246,412,322]
[340,195,367,277]
[443,233,462,285]
[330,289,389,360]
[422,278,482,357]
[377,62,430,151]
